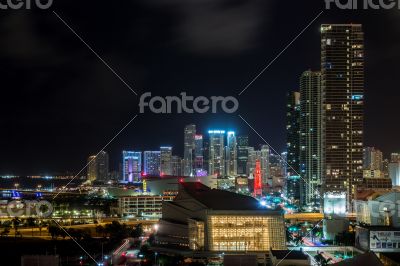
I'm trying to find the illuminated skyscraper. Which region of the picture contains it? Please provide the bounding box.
[87,155,97,182]
[260,145,270,188]
[286,91,301,203]
[226,131,237,176]
[208,130,225,177]
[247,147,256,176]
[144,151,161,176]
[171,155,183,176]
[237,136,249,175]
[160,146,172,176]
[253,160,262,197]
[194,135,205,176]
[184,124,196,176]
[122,151,141,183]
[321,24,364,209]
[87,151,109,182]
[299,70,323,207]
[363,147,383,171]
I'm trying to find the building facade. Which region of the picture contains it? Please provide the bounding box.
[208,130,225,177]
[299,70,323,208]
[156,182,286,252]
[122,151,141,183]
[286,91,301,204]
[363,147,383,171]
[321,24,364,209]
[237,135,249,175]
[144,151,161,176]
[226,131,237,177]
[183,124,196,176]
[118,195,175,217]
[194,134,205,176]
[160,147,173,176]
[87,151,109,182]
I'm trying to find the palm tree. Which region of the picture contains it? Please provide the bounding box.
[26,217,36,236]
[1,226,10,237]
[293,235,304,246]
[11,217,21,238]
[96,225,104,237]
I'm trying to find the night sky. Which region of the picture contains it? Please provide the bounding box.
[1,0,399,175]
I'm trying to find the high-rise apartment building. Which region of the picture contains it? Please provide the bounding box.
[237,135,249,175]
[122,151,142,183]
[183,124,196,176]
[87,151,109,182]
[286,91,301,204]
[226,131,237,176]
[208,130,225,177]
[299,70,323,207]
[144,151,161,176]
[363,147,383,171]
[160,146,173,176]
[321,24,364,209]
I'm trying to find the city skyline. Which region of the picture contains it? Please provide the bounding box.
[2,2,400,265]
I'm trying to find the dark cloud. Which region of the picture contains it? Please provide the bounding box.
[142,0,268,55]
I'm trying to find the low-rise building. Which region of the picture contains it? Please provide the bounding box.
[156,182,286,254]
[118,195,175,217]
[354,192,400,227]
[269,249,310,266]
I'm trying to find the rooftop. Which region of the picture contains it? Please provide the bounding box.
[179,182,262,211]
[270,249,308,260]
[332,251,382,266]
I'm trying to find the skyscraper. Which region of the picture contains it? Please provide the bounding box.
[247,147,256,177]
[160,146,173,176]
[208,130,225,177]
[237,136,249,175]
[144,151,161,176]
[171,155,183,176]
[299,70,323,207]
[122,151,142,183]
[321,24,364,209]
[183,124,196,176]
[286,91,301,204]
[363,147,383,171]
[87,151,109,182]
[194,135,205,176]
[226,131,237,176]
[260,145,270,189]
[87,155,97,182]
